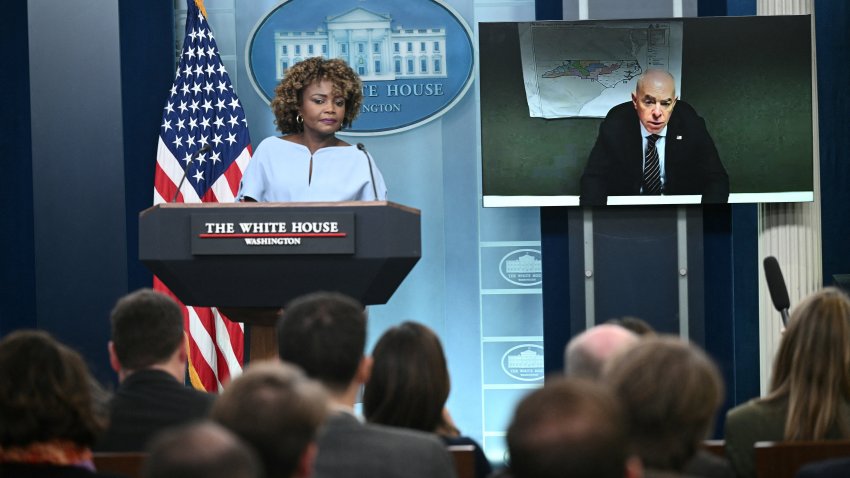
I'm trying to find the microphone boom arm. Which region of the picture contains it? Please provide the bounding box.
[172,144,212,203]
[356,143,379,201]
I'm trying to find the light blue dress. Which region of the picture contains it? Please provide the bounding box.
[236,136,388,202]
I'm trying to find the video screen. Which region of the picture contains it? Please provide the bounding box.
[480,15,813,207]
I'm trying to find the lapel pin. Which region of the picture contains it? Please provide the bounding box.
[676,135,683,140]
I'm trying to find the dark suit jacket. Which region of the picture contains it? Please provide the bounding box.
[796,457,850,478]
[579,101,729,205]
[95,369,214,452]
[644,470,702,478]
[682,450,735,478]
[0,463,121,478]
[314,412,457,478]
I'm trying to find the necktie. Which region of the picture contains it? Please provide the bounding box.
[643,134,662,195]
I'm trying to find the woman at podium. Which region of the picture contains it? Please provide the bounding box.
[237,57,387,202]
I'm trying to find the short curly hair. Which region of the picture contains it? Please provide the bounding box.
[272,57,363,134]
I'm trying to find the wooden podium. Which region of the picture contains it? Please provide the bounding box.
[139,201,421,361]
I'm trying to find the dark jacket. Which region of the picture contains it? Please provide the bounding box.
[580,101,729,205]
[314,411,457,478]
[95,369,214,452]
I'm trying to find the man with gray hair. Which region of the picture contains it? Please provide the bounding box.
[564,324,639,380]
[580,69,729,205]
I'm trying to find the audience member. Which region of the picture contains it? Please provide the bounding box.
[506,377,642,478]
[211,361,326,478]
[277,291,457,478]
[143,421,263,478]
[606,316,657,336]
[96,288,214,451]
[725,287,850,478]
[564,323,639,379]
[0,330,113,477]
[363,321,492,478]
[795,457,850,478]
[604,336,730,478]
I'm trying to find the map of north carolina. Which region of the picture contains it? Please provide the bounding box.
[541,60,643,88]
[519,21,683,117]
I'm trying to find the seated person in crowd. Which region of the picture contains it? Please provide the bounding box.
[211,362,326,478]
[506,377,643,478]
[277,292,457,478]
[96,288,214,451]
[143,421,263,478]
[0,330,113,477]
[362,321,492,478]
[796,456,850,478]
[725,288,850,478]
[603,336,732,478]
[564,323,639,379]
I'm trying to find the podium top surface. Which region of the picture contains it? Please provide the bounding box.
[141,200,420,215]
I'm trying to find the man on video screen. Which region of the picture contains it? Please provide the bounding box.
[579,69,729,206]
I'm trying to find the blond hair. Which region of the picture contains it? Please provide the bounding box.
[764,287,850,439]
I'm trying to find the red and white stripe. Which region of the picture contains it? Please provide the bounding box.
[153,137,250,392]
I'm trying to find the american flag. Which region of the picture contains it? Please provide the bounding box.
[153,0,250,392]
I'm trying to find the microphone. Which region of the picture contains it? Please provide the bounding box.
[763,256,791,326]
[356,143,379,201]
[172,144,212,203]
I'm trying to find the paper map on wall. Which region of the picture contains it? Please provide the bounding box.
[519,21,683,118]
